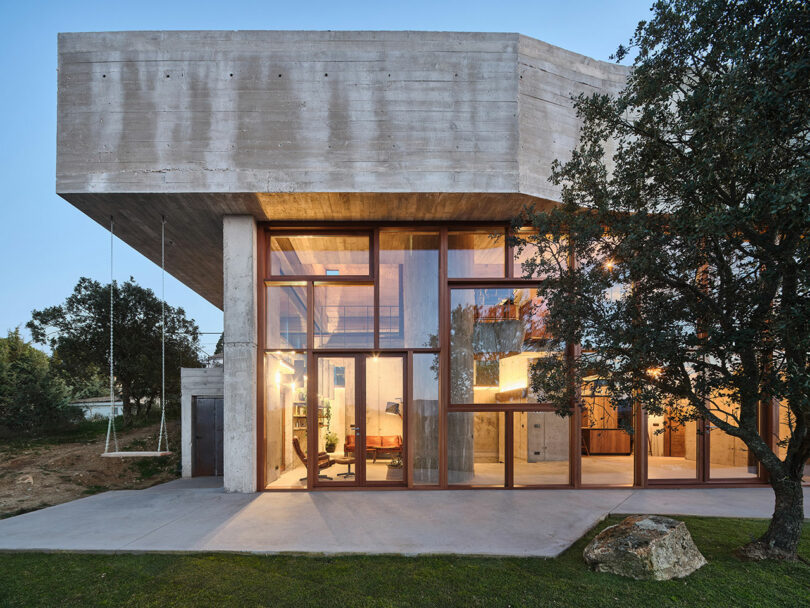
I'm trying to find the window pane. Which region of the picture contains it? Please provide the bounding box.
[450,288,557,404]
[412,354,439,485]
[448,411,505,486]
[266,284,307,349]
[647,403,698,480]
[513,411,569,486]
[379,231,439,349]
[318,356,356,482]
[365,356,405,482]
[264,352,308,488]
[512,231,568,280]
[580,376,634,486]
[448,231,504,277]
[708,393,758,479]
[270,235,370,276]
[314,284,374,348]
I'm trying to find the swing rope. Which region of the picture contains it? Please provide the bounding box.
[104,217,119,453]
[103,216,171,457]
[157,216,169,453]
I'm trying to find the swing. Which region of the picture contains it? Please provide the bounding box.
[101,216,172,458]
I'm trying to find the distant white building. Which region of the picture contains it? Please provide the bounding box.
[69,396,122,420]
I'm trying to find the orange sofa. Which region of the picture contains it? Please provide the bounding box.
[344,434,402,462]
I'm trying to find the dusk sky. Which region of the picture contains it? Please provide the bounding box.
[0,0,650,358]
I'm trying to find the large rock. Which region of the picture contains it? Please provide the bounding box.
[583,515,707,580]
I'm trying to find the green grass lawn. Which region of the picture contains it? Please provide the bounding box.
[0,516,807,607]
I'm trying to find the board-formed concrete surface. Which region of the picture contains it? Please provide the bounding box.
[0,479,806,557]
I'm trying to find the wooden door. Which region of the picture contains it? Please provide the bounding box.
[193,397,224,476]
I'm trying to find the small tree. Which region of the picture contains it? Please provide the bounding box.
[28,277,203,427]
[513,0,809,559]
[0,329,76,435]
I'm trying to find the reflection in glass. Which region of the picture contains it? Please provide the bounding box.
[647,405,698,480]
[580,376,634,486]
[264,352,308,488]
[314,284,374,348]
[412,354,440,484]
[512,230,568,280]
[513,411,569,485]
[448,411,505,486]
[270,235,370,276]
[365,356,405,482]
[379,231,439,348]
[777,401,810,482]
[450,288,557,405]
[265,284,307,349]
[448,231,504,277]
[317,357,356,483]
[708,393,758,479]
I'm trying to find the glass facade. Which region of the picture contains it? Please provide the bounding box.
[260,225,769,490]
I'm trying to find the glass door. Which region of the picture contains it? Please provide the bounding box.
[364,355,406,485]
[315,356,362,486]
[314,354,407,487]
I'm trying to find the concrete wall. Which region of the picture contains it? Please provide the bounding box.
[180,366,224,477]
[222,215,258,492]
[56,32,628,308]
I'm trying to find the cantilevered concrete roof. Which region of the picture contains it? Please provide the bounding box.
[57,31,628,308]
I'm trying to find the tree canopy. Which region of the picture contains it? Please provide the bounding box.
[513,0,810,559]
[0,329,77,435]
[28,277,203,426]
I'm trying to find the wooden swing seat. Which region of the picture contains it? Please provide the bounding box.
[101,451,172,458]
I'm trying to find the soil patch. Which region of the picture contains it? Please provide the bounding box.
[0,421,180,518]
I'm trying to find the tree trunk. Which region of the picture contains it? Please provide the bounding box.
[121,386,133,428]
[739,475,804,560]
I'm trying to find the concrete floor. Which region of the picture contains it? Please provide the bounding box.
[0,479,807,557]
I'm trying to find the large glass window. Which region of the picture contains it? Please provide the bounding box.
[379,231,439,349]
[264,352,308,488]
[314,284,374,349]
[270,234,370,276]
[412,353,440,485]
[647,403,698,480]
[708,393,758,479]
[513,411,569,486]
[448,230,504,277]
[450,287,556,405]
[448,411,505,486]
[512,230,568,280]
[580,376,635,486]
[265,283,307,350]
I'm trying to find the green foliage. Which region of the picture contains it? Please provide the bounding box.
[27,277,203,426]
[0,329,78,436]
[512,0,810,556]
[0,516,807,607]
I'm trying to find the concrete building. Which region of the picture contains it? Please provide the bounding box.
[57,30,776,492]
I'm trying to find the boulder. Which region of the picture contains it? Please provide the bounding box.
[583,515,707,580]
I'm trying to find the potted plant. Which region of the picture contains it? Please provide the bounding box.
[324,431,338,453]
[386,455,404,481]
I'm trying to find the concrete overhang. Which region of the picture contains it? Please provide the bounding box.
[57,30,629,309]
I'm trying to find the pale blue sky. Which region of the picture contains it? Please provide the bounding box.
[0,0,650,358]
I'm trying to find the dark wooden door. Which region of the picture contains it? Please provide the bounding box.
[193,397,224,476]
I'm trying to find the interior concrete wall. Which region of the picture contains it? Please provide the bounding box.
[222,215,258,492]
[180,366,224,477]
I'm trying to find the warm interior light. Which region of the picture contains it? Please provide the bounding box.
[290,382,296,391]
[275,371,281,385]
[647,367,663,379]
[604,260,615,271]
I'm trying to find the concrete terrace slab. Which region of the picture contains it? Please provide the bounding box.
[0,479,807,557]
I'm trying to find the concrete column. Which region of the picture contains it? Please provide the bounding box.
[223,215,258,492]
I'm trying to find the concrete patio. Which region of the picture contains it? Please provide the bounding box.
[0,479,806,557]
